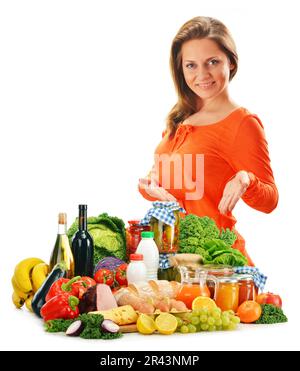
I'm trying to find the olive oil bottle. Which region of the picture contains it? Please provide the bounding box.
[49,213,74,278]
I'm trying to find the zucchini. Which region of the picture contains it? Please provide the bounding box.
[31,262,66,318]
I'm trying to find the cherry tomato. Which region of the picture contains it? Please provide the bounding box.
[237,300,262,323]
[94,269,114,286]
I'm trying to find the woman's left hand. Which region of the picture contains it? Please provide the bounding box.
[218,170,251,214]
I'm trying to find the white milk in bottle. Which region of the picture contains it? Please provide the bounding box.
[135,231,159,280]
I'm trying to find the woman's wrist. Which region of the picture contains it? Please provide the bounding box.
[236,170,251,189]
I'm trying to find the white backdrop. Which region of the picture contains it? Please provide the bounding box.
[1,0,299,351]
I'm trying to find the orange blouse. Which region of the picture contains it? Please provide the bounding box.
[139,107,279,266]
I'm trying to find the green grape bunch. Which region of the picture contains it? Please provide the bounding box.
[175,307,240,334]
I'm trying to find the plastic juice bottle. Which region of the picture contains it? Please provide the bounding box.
[135,231,159,281]
[126,254,147,284]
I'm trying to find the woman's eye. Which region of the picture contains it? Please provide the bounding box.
[208,59,219,66]
[185,63,195,69]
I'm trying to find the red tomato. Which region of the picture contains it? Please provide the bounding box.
[256,292,282,308]
[115,263,128,286]
[94,269,114,286]
[237,301,262,323]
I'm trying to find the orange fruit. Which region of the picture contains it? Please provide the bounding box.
[237,301,262,323]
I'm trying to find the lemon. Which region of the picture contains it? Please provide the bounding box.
[192,296,217,311]
[137,314,156,335]
[155,313,178,335]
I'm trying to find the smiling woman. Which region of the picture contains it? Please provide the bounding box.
[138,16,279,266]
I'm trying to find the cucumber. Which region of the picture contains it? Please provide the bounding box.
[31,262,66,318]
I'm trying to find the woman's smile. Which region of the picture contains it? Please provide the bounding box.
[196,81,216,89]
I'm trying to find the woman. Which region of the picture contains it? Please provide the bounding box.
[138,16,278,266]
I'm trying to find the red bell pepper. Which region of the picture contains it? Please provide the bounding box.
[41,293,80,321]
[45,276,82,302]
[71,276,96,299]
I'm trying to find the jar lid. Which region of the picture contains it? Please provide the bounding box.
[141,231,154,238]
[130,254,144,261]
[217,276,238,283]
[233,273,254,281]
[201,264,234,276]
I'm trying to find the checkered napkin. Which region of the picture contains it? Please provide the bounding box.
[140,201,185,227]
[159,253,176,269]
[233,266,267,291]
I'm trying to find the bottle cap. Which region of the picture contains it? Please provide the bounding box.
[141,231,154,238]
[79,204,87,210]
[130,254,144,261]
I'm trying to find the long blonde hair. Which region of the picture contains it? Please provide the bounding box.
[166,16,238,138]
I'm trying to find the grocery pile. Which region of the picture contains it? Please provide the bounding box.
[11,203,288,340]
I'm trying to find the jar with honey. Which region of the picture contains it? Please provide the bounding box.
[214,276,239,312]
[201,265,234,299]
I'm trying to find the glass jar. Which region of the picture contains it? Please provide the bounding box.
[125,220,150,259]
[201,265,234,299]
[150,210,180,253]
[234,274,258,305]
[214,276,239,312]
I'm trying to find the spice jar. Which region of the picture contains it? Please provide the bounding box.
[125,220,150,259]
[235,274,258,305]
[214,276,239,312]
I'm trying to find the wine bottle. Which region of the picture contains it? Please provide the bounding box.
[71,204,94,277]
[49,213,74,278]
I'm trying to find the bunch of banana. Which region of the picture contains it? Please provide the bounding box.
[12,257,49,311]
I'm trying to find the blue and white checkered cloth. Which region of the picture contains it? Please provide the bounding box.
[159,253,176,269]
[140,201,185,227]
[233,266,267,291]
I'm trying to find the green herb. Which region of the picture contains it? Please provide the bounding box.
[44,318,74,333]
[255,304,288,324]
[44,313,122,340]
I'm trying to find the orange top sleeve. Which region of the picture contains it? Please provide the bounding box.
[225,114,279,213]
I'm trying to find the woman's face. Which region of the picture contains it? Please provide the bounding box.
[181,38,233,103]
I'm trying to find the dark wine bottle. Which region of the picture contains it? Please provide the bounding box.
[71,204,94,277]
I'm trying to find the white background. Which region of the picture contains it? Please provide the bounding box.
[1,0,299,351]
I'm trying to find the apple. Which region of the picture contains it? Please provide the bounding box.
[256,292,282,308]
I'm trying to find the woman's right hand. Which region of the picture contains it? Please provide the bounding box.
[138,177,177,201]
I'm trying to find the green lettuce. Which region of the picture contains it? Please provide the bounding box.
[179,214,247,266]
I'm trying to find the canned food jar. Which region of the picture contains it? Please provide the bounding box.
[150,210,180,253]
[201,265,234,299]
[234,274,258,305]
[214,276,239,312]
[126,220,150,258]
